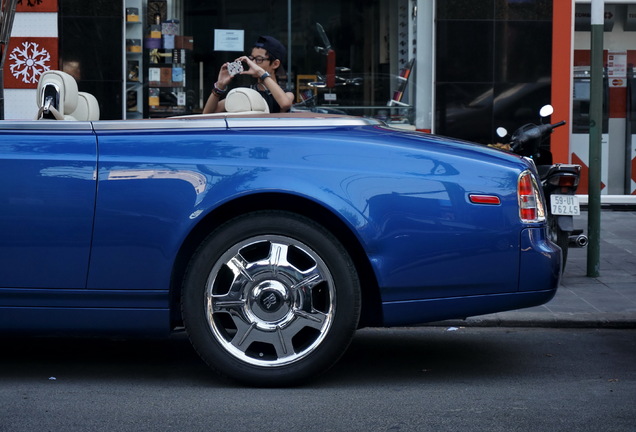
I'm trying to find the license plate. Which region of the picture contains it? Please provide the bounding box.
[550,194,580,215]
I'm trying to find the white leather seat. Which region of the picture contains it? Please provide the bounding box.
[170,87,270,119]
[224,87,270,114]
[72,92,100,121]
[35,70,79,120]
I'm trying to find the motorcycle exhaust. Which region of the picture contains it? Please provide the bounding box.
[569,234,588,248]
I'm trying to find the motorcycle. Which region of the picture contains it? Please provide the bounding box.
[495,105,588,269]
[291,90,347,114]
[308,23,363,90]
[291,22,363,114]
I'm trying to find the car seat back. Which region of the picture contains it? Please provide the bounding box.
[72,92,100,121]
[225,87,270,114]
[35,70,79,120]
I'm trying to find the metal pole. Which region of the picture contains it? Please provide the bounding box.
[0,58,4,120]
[414,0,434,132]
[0,0,19,120]
[287,0,292,91]
[587,0,604,277]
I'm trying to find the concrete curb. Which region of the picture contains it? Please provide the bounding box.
[426,313,636,329]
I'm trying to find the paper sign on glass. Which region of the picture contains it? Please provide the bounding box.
[214,29,244,52]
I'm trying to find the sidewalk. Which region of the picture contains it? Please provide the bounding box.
[438,209,636,329]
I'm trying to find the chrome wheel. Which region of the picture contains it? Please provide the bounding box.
[182,211,360,386]
[206,235,335,367]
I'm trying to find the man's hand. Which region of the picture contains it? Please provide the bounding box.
[235,56,265,79]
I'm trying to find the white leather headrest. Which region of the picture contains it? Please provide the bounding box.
[225,87,270,113]
[36,70,79,115]
[73,92,100,121]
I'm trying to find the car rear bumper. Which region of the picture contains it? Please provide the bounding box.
[381,227,561,327]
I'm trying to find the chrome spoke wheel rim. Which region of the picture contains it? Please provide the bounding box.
[205,235,336,367]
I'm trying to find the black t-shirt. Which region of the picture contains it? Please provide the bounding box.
[251,84,287,113]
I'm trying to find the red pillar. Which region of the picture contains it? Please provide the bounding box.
[551,1,573,164]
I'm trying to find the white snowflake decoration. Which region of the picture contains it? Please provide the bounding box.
[9,41,52,84]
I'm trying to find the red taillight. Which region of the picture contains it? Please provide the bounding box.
[558,176,577,187]
[518,171,545,223]
[548,174,578,188]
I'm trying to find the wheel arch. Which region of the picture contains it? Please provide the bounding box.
[169,192,383,329]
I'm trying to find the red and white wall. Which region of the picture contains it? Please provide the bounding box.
[570,49,636,195]
[3,0,58,120]
[567,2,636,195]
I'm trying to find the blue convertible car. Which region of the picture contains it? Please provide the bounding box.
[0,81,560,386]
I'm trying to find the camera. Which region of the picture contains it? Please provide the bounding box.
[228,60,248,76]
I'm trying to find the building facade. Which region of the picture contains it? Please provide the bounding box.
[3,0,636,195]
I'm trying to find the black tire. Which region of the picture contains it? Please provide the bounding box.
[548,216,569,271]
[182,211,361,386]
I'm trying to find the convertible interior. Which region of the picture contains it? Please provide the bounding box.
[35,70,101,121]
[34,70,275,122]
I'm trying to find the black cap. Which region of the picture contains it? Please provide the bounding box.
[254,35,286,62]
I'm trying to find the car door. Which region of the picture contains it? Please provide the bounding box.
[0,122,97,290]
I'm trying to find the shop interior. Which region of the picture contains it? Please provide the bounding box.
[98,0,416,122]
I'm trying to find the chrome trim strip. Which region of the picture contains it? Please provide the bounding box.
[0,121,95,131]
[92,118,228,131]
[1,115,377,133]
[93,115,381,131]
[225,117,378,128]
[93,116,375,131]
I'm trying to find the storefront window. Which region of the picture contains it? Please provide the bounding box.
[184,0,398,116]
[59,0,123,120]
[435,0,553,144]
[56,0,416,121]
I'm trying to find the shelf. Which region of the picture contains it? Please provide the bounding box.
[148,106,188,118]
[126,111,143,119]
[124,0,144,120]
[123,1,192,119]
[148,83,186,88]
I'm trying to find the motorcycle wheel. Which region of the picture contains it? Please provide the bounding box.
[548,217,569,271]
